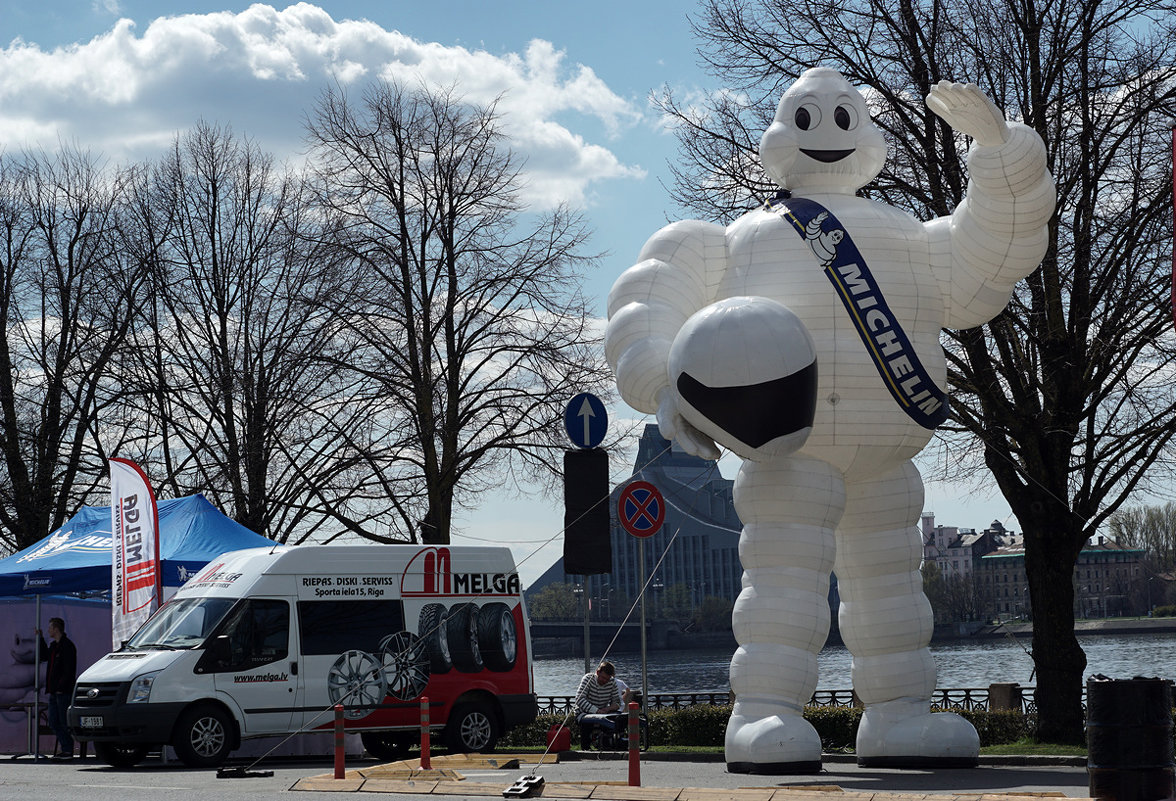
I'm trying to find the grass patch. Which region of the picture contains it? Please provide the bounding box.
[981,739,1087,757]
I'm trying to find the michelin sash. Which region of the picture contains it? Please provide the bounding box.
[766,193,949,429]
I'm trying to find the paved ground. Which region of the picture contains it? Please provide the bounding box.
[2,750,1101,801]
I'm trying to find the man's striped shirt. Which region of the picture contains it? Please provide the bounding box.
[574,672,620,714]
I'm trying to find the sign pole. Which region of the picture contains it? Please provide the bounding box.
[583,579,591,673]
[618,479,664,715]
[639,539,648,714]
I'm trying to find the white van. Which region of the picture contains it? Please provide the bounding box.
[68,544,537,768]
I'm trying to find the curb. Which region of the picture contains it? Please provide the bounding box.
[557,751,1088,767]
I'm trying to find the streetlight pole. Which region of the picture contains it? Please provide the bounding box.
[574,580,589,673]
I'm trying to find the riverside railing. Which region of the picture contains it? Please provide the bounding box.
[537,684,1045,716]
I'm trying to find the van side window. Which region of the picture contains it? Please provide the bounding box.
[297,600,405,655]
[216,599,290,670]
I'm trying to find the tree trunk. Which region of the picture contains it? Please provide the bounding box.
[1025,523,1087,744]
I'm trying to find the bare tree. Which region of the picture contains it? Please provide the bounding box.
[0,148,145,552]
[1109,502,1176,575]
[661,0,1176,743]
[305,82,612,544]
[117,123,381,543]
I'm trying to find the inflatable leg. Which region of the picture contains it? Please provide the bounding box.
[726,455,843,774]
[836,461,979,767]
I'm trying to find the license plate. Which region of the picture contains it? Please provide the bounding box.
[80,716,103,728]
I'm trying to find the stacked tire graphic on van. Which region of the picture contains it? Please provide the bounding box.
[327,600,519,754]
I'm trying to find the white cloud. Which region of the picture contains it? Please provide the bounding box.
[0,2,647,208]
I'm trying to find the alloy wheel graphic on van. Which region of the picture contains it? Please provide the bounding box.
[378,630,430,700]
[326,649,386,719]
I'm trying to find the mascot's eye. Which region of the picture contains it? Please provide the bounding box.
[794,104,821,130]
[834,105,858,130]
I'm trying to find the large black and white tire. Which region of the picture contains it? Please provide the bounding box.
[379,630,431,700]
[360,731,414,762]
[476,602,517,671]
[327,649,386,719]
[445,602,483,673]
[444,702,498,753]
[172,704,233,768]
[418,603,452,674]
[93,741,149,769]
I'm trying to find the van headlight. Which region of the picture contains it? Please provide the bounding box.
[127,671,161,704]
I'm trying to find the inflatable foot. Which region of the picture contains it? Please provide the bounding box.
[856,700,979,768]
[725,710,822,774]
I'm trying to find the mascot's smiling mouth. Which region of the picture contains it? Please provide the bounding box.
[800,148,854,163]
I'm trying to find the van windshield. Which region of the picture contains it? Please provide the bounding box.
[124,597,237,650]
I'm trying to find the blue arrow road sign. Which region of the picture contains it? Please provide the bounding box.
[565,393,607,449]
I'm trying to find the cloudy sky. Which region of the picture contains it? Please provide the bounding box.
[0,1,1020,583]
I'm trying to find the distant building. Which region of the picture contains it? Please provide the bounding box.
[607,424,743,608]
[921,514,1006,579]
[527,424,743,618]
[978,535,1146,620]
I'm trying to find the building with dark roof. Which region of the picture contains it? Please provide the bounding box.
[527,424,743,618]
[978,535,1146,620]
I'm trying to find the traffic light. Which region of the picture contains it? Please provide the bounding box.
[563,448,611,575]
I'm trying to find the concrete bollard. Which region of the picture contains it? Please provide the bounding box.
[989,682,1023,711]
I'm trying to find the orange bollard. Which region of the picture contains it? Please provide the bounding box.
[627,701,640,786]
[420,696,431,769]
[333,704,345,779]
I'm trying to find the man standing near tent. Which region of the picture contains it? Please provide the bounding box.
[37,617,77,759]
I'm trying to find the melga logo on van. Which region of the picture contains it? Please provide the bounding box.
[401,547,521,597]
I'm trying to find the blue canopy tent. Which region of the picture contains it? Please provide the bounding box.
[0,494,273,758]
[0,493,273,597]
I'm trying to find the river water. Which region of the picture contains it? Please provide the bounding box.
[532,631,1176,696]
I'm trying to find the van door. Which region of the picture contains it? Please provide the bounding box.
[207,598,296,734]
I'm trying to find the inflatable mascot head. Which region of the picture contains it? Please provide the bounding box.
[759,67,887,194]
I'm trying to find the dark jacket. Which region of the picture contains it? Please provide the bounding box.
[38,634,78,695]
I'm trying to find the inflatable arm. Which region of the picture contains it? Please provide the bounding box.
[925,82,1055,329]
[605,220,727,457]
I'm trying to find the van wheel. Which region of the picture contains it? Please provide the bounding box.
[418,603,452,674]
[476,603,517,671]
[360,731,414,762]
[444,702,498,753]
[445,603,483,673]
[173,705,233,768]
[379,630,431,700]
[327,649,387,719]
[93,741,148,768]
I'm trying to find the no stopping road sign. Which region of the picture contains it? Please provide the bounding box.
[618,480,665,538]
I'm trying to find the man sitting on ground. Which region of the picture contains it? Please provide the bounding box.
[573,660,622,750]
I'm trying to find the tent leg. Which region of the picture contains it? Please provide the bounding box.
[11,594,47,761]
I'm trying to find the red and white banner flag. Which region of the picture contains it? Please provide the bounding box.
[110,458,162,648]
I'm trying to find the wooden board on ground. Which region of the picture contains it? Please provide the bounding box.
[681,788,778,801]
[358,778,440,794]
[360,766,465,781]
[291,775,365,792]
[766,787,846,795]
[424,753,525,769]
[767,791,854,801]
[434,781,514,796]
[587,786,683,801]
[537,783,597,798]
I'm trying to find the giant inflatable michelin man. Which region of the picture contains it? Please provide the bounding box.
[605,68,1054,774]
